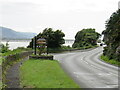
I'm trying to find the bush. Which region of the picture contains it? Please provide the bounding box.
[72,28,100,48]
[101,55,120,66]
[84,45,93,49]
[0,43,10,53]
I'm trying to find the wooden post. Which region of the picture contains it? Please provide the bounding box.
[46,38,49,55]
[47,46,48,54]
[34,36,37,55]
[32,39,34,49]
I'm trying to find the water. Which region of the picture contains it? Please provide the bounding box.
[1,41,73,50]
[1,41,30,50]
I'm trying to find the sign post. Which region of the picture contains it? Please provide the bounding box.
[37,38,46,55]
[30,37,53,60]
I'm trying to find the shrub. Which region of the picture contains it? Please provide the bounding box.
[0,43,10,53]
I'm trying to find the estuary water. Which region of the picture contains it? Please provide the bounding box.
[1,40,73,50]
[1,41,30,50]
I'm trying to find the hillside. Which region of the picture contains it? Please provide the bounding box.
[0,26,37,40]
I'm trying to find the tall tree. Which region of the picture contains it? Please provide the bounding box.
[28,28,65,48]
[102,9,120,61]
[72,28,100,48]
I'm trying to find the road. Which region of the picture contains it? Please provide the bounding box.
[54,47,119,88]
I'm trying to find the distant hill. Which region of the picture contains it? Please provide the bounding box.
[0,26,37,40]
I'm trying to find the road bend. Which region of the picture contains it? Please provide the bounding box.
[54,47,119,88]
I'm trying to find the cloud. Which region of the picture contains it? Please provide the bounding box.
[118,1,120,9]
[1,0,119,14]
[0,0,119,39]
[1,2,39,14]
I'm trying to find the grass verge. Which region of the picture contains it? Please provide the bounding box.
[0,55,2,65]
[2,47,31,56]
[20,59,80,88]
[100,55,120,67]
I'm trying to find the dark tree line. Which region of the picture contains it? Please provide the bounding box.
[102,9,120,61]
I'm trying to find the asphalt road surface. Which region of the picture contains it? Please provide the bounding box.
[54,47,119,88]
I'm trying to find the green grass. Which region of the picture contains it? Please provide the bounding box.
[2,49,22,56]
[20,59,80,88]
[0,58,2,65]
[0,47,32,65]
[100,55,120,67]
[1,48,31,65]
[2,48,32,56]
[0,54,2,65]
[0,82,2,89]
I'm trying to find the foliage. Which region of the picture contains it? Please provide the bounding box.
[101,55,120,67]
[0,42,10,53]
[72,28,100,48]
[38,45,46,55]
[0,54,2,65]
[102,9,120,61]
[2,47,32,56]
[61,45,73,50]
[46,45,74,53]
[28,28,65,48]
[20,59,80,88]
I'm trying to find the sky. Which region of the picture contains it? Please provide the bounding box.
[0,0,119,39]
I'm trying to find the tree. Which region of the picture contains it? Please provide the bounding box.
[72,28,100,48]
[28,28,65,48]
[102,9,120,61]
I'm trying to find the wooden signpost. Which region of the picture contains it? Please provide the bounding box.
[36,38,47,55]
[30,37,53,60]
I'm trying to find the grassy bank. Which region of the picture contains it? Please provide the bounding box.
[100,55,120,67]
[2,47,32,56]
[48,45,98,53]
[20,59,80,88]
[0,54,2,65]
[47,46,73,53]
